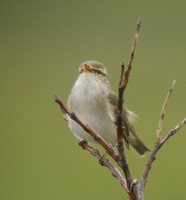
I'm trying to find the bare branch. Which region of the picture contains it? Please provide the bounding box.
[79,140,128,192]
[160,117,186,146]
[54,95,119,162]
[117,62,133,190]
[140,142,159,187]
[141,79,185,189]
[116,19,142,193]
[156,80,176,139]
[122,17,142,90]
[141,117,186,188]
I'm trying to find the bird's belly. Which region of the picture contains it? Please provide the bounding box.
[70,112,117,145]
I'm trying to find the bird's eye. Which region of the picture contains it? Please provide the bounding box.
[96,70,102,75]
[93,69,105,76]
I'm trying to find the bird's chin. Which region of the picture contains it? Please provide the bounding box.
[81,68,92,73]
[79,71,95,79]
[81,71,92,75]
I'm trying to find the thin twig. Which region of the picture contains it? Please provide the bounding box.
[122,17,142,90]
[156,80,176,139]
[54,95,119,162]
[141,81,185,188]
[116,18,142,192]
[117,62,133,190]
[141,117,186,188]
[160,117,186,145]
[79,140,128,192]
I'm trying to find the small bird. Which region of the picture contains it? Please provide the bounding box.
[67,60,149,155]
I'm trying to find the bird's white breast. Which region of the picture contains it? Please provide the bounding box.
[68,73,117,144]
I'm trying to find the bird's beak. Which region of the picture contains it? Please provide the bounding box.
[82,64,92,73]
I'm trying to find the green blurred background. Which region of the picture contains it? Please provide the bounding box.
[0,0,186,199]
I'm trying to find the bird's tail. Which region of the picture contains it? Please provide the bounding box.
[123,106,150,156]
[128,131,150,156]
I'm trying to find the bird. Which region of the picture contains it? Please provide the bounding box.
[67,60,150,156]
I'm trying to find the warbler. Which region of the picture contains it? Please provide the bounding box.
[67,60,149,155]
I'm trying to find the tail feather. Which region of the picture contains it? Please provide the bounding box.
[123,108,150,156]
[128,132,150,156]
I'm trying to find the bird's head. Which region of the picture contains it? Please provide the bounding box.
[79,60,108,77]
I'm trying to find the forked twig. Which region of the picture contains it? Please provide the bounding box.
[117,62,133,190]
[116,18,142,192]
[161,118,186,145]
[140,81,186,190]
[140,118,186,191]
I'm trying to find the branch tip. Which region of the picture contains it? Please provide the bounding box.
[156,80,176,139]
[136,17,142,32]
[171,80,176,88]
[54,95,60,101]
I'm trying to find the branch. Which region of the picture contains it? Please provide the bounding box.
[55,96,128,192]
[117,18,142,191]
[160,117,186,146]
[122,17,142,90]
[54,95,119,162]
[140,81,186,188]
[156,80,176,139]
[79,140,128,192]
[117,63,133,190]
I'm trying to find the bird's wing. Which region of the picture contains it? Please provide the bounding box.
[107,91,132,146]
[107,92,150,155]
